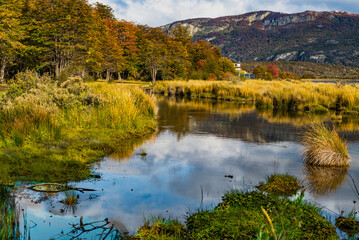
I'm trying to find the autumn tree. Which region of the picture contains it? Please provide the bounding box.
[87,5,124,81]
[114,20,140,80]
[253,65,266,79]
[189,40,235,80]
[140,27,168,83]
[0,0,24,82]
[163,26,192,80]
[266,64,280,79]
[29,0,93,77]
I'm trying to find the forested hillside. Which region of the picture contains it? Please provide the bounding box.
[163,11,359,68]
[0,0,235,82]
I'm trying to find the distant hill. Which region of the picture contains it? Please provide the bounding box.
[241,61,359,79]
[163,11,359,68]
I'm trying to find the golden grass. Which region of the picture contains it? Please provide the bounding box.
[155,80,359,112]
[302,123,350,167]
[67,83,157,131]
[0,79,158,182]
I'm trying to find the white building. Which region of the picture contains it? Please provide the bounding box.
[234,62,241,71]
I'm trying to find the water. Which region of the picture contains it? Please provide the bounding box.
[10,96,359,239]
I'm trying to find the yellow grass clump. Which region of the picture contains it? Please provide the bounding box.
[302,123,350,167]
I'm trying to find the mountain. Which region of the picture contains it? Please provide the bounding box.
[162,11,359,67]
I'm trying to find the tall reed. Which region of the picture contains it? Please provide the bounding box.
[302,123,350,167]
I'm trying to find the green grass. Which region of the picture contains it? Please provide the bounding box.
[302,123,350,167]
[134,190,337,239]
[0,72,157,183]
[136,216,186,239]
[133,174,338,239]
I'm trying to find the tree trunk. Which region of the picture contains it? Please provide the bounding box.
[0,59,6,84]
[55,62,60,78]
[106,70,110,82]
[118,72,122,83]
[151,68,157,84]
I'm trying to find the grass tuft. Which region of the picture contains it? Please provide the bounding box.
[302,123,350,167]
[63,190,78,206]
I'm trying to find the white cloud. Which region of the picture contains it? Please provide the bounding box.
[89,0,358,26]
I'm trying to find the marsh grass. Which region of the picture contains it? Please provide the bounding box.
[63,190,78,206]
[0,72,157,183]
[155,80,359,114]
[136,216,185,239]
[0,186,22,239]
[302,123,350,167]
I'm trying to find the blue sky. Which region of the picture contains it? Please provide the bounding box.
[88,0,359,27]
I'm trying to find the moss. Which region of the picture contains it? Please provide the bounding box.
[134,190,337,239]
[256,174,301,197]
[335,216,359,237]
[186,191,337,239]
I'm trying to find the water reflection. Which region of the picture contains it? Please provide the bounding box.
[13,96,359,239]
[0,186,25,239]
[304,165,348,197]
[51,218,122,240]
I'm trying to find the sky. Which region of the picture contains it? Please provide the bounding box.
[88,0,359,27]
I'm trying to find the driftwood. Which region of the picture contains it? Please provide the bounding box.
[27,183,96,193]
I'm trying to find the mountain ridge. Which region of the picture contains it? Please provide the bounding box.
[162,10,359,67]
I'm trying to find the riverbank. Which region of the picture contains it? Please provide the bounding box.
[154,80,359,114]
[0,73,157,183]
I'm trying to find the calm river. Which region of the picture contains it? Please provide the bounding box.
[13,96,359,239]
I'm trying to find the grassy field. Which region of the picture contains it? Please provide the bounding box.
[0,73,157,183]
[155,80,359,114]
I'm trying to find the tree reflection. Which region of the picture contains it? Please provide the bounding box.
[51,218,123,240]
[107,132,156,162]
[157,96,359,143]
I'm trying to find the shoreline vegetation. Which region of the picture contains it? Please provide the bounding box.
[129,175,338,239]
[154,80,359,115]
[0,72,157,183]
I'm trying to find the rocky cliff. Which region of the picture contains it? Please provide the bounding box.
[163,11,359,67]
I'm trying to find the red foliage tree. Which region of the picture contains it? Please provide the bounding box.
[266,64,280,79]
